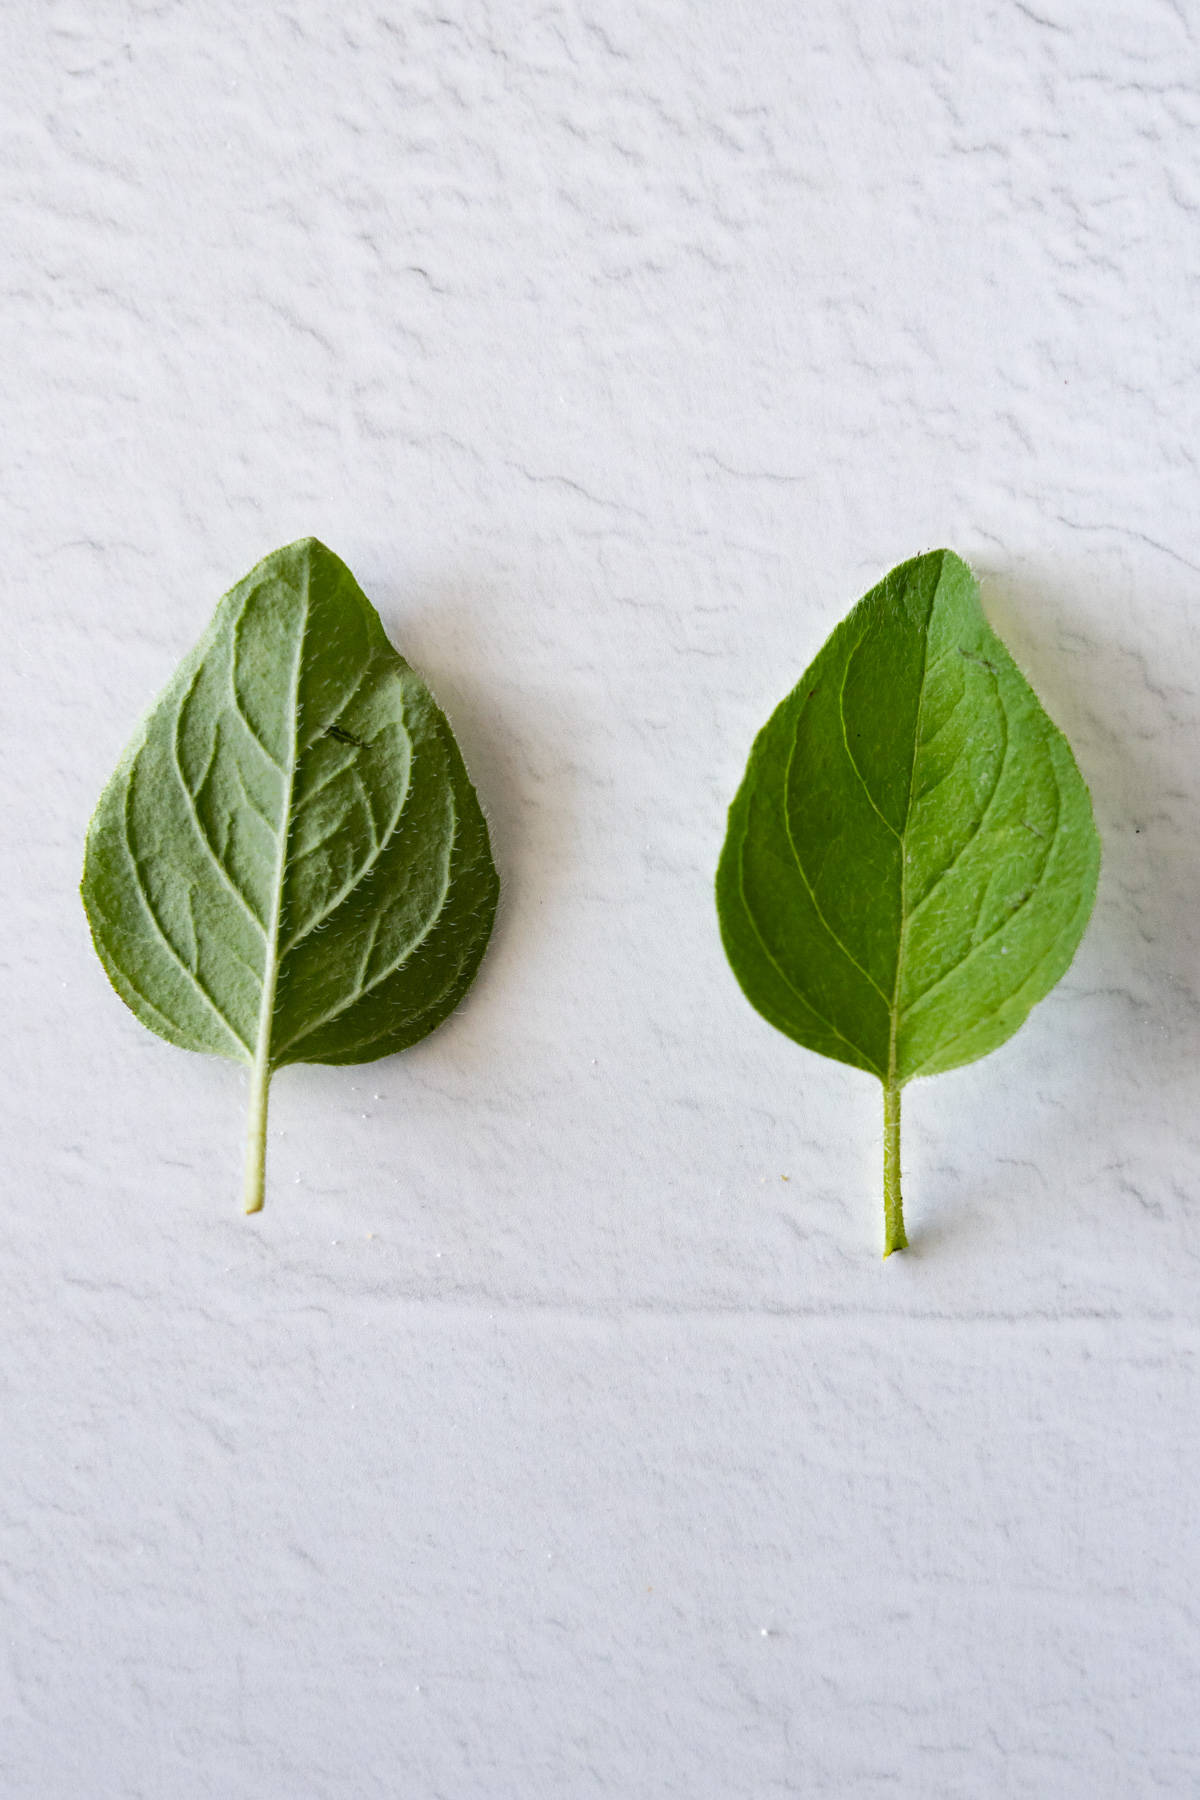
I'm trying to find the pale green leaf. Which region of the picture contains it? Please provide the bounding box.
[716,550,1100,1254]
[82,539,499,1212]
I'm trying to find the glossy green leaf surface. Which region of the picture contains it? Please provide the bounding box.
[716,549,1100,1252]
[82,538,499,1211]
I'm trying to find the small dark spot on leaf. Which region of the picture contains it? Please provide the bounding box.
[325,724,362,746]
[1020,819,1046,839]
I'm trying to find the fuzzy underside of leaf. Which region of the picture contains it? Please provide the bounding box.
[81,538,499,1209]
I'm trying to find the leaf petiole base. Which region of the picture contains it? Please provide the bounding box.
[882,1079,907,1257]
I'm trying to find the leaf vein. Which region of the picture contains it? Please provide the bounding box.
[280,732,413,956]
[838,636,902,841]
[230,610,285,771]
[171,677,270,936]
[780,722,891,1005]
[735,839,884,1076]
[900,773,1062,1020]
[231,758,278,835]
[903,861,1089,1079]
[904,666,1010,929]
[273,799,459,1058]
[120,753,252,1057]
[299,655,375,756]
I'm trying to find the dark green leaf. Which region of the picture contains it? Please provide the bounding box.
[82,539,499,1212]
[716,550,1100,1254]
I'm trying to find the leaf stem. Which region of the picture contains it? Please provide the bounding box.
[883,1080,907,1257]
[243,1054,271,1215]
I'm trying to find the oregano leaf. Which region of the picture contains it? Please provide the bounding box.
[716,550,1100,1256]
[81,539,499,1213]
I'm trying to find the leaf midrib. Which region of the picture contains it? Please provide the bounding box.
[886,579,937,1091]
[249,565,311,1079]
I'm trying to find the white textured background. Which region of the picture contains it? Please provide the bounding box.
[3,3,1199,1795]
